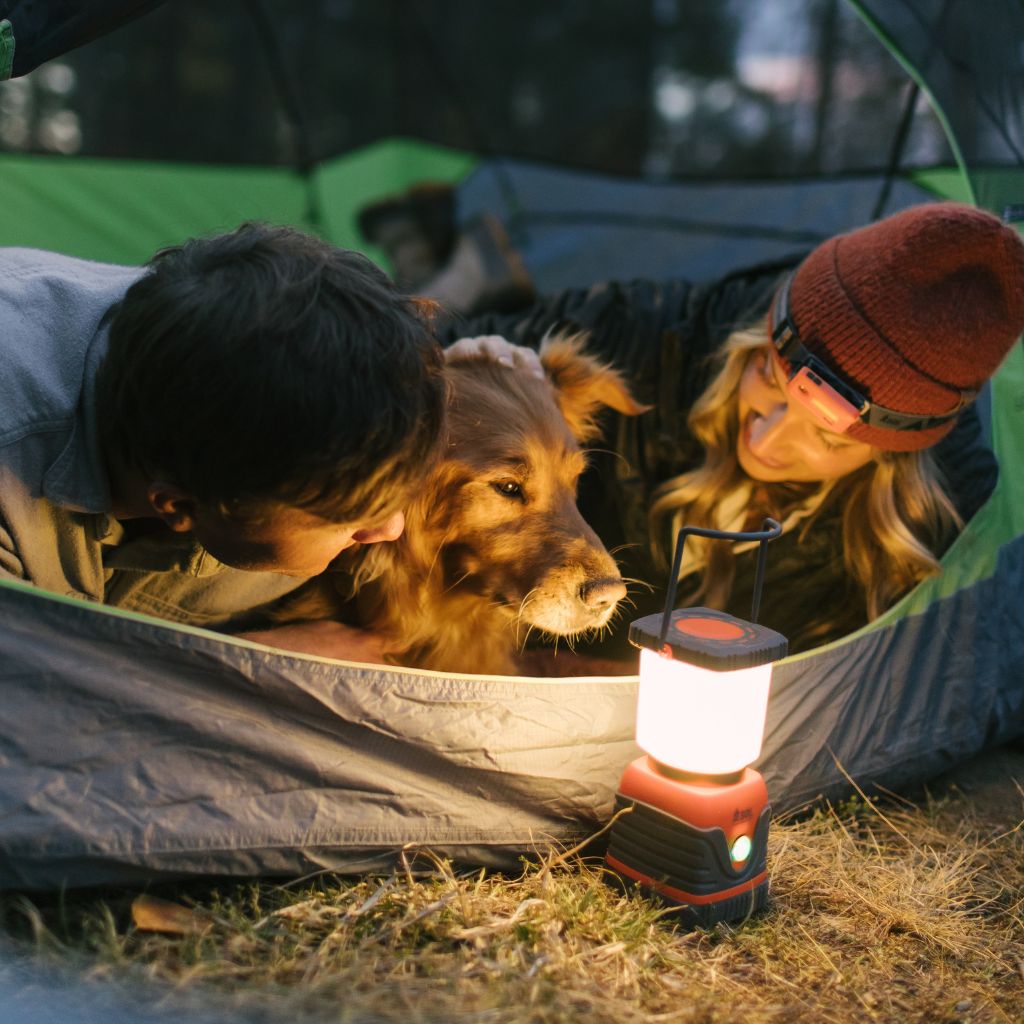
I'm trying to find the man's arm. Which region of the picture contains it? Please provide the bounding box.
[0,512,390,662]
[235,620,393,664]
[0,517,26,580]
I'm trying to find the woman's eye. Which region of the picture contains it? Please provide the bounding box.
[492,480,524,500]
[760,352,780,389]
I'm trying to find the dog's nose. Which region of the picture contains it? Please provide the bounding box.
[578,577,627,611]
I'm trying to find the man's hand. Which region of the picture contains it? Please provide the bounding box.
[445,335,545,379]
[236,621,392,664]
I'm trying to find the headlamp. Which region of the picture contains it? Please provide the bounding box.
[770,273,975,433]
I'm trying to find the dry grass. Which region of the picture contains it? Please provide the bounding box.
[3,748,1024,1024]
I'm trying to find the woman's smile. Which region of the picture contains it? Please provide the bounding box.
[740,409,789,469]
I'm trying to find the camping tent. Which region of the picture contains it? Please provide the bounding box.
[0,0,1022,890]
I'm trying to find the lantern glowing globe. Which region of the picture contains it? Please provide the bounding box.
[635,644,772,777]
[605,520,786,929]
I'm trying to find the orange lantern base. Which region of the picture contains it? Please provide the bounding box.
[605,755,771,927]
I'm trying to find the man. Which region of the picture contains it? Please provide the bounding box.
[0,222,445,660]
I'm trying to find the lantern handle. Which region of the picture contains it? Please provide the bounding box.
[659,517,782,645]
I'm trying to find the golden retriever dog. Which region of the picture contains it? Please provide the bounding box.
[275,333,646,675]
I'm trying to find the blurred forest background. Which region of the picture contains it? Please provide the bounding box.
[0,0,955,177]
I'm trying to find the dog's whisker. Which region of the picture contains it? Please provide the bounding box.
[516,624,538,655]
[512,589,548,653]
[607,543,644,558]
[620,575,655,592]
[513,613,532,648]
[515,588,542,626]
[426,525,458,579]
[440,569,473,596]
[582,446,633,469]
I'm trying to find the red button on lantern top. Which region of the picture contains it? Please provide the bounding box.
[674,615,747,641]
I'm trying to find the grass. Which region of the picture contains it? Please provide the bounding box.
[3,747,1024,1024]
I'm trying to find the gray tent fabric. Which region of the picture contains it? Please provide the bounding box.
[2,522,1021,891]
[0,577,639,889]
[763,532,1024,810]
[456,162,945,293]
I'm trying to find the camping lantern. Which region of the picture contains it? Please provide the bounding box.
[605,519,786,928]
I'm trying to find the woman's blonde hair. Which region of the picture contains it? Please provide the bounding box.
[649,323,963,625]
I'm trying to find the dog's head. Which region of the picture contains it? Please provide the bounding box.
[376,331,649,642]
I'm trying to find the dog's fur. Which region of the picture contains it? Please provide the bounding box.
[275,334,647,675]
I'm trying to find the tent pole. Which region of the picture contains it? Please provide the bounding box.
[398,0,526,246]
[242,0,323,233]
[871,80,920,222]
[849,0,976,209]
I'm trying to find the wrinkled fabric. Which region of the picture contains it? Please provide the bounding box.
[1,533,1021,891]
[0,579,638,889]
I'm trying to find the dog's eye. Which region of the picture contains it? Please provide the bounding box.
[492,480,524,500]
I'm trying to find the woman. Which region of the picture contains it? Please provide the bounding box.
[441,203,1024,656]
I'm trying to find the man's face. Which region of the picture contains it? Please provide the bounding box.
[189,503,406,577]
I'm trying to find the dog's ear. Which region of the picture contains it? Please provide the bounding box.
[540,330,651,442]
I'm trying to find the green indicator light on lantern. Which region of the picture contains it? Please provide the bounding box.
[730,835,753,863]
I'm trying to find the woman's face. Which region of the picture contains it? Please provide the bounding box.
[736,347,875,483]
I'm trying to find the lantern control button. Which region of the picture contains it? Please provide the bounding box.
[675,616,746,641]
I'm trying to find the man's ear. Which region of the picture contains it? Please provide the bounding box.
[540,329,652,442]
[146,482,198,533]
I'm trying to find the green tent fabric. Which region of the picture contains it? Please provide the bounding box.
[0,0,1022,891]
[0,139,476,267]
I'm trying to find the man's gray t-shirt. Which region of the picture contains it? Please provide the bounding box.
[0,247,306,626]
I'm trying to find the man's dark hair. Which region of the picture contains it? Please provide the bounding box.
[97,221,445,522]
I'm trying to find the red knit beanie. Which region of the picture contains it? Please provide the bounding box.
[781,202,1024,451]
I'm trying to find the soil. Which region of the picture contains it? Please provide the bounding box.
[930,742,1024,825]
